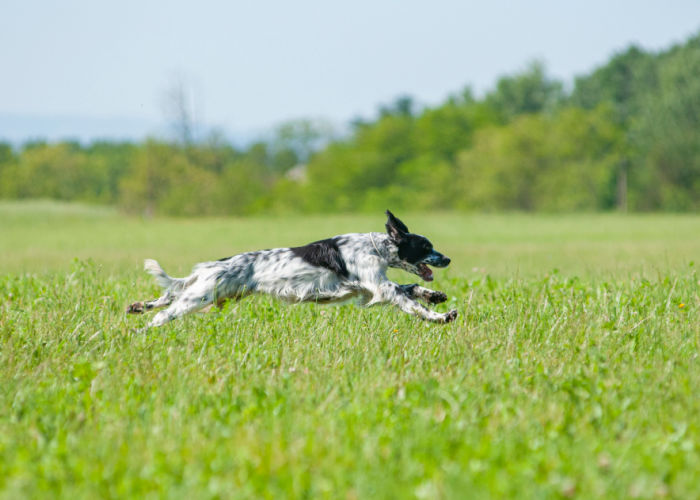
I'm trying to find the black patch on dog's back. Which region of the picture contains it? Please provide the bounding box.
[291,238,349,278]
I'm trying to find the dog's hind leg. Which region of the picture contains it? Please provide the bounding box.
[126,293,174,314]
[145,280,229,327]
[147,296,210,328]
[398,284,448,305]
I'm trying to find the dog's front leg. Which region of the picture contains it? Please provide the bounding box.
[369,282,457,323]
[398,284,448,305]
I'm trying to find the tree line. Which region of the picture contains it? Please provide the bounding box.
[1,33,699,215]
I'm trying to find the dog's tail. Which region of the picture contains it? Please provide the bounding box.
[144,259,177,290]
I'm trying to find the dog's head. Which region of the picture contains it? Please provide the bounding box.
[384,210,450,282]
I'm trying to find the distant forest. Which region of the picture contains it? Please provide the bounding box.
[1,33,699,215]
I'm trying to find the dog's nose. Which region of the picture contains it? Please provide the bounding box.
[443,257,451,266]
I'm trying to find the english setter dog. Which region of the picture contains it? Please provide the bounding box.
[127,210,457,328]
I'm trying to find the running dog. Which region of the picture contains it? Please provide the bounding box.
[127,210,457,328]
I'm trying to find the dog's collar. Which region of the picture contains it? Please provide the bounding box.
[369,233,387,260]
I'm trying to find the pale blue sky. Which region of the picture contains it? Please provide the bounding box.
[1,0,699,142]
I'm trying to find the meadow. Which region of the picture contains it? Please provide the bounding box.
[0,201,698,498]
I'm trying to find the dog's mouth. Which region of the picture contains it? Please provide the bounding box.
[417,263,434,282]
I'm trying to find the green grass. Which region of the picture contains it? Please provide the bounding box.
[0,201,698,499]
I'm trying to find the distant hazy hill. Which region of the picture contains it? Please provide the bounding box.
[0,113,161,144]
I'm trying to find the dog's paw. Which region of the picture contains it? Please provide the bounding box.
[442,309,458,323]
[428,291,448,304]
[126,301,144,314]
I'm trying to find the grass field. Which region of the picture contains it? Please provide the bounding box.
[0,201,698,498]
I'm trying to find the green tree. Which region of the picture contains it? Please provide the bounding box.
[0,142,14,165]
[214,160,268,215]
[303,113,415,211]
[118,141,194,216]
[570,46,656,124]
[630,35,700,210]
[457,106,623,211]
[85,141,137,203]
[484,61,564,121]
[0,142,16,197]
[1,143,108,202]
[379,95,416,118]
[271,119,335,167]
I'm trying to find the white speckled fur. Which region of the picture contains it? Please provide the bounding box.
[128,224,457,329]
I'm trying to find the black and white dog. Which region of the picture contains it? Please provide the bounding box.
[127,210,457,328]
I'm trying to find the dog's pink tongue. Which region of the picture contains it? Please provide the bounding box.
[418,263,434,281]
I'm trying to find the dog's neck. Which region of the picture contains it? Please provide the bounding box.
[369,232,398,264]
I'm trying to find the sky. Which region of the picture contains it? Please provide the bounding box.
[1,0,699,143]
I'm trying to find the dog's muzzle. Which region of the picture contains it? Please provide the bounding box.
[423,250,450,268]
[416,250,450,282]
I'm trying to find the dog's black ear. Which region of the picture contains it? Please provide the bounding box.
[385,210,409,242]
